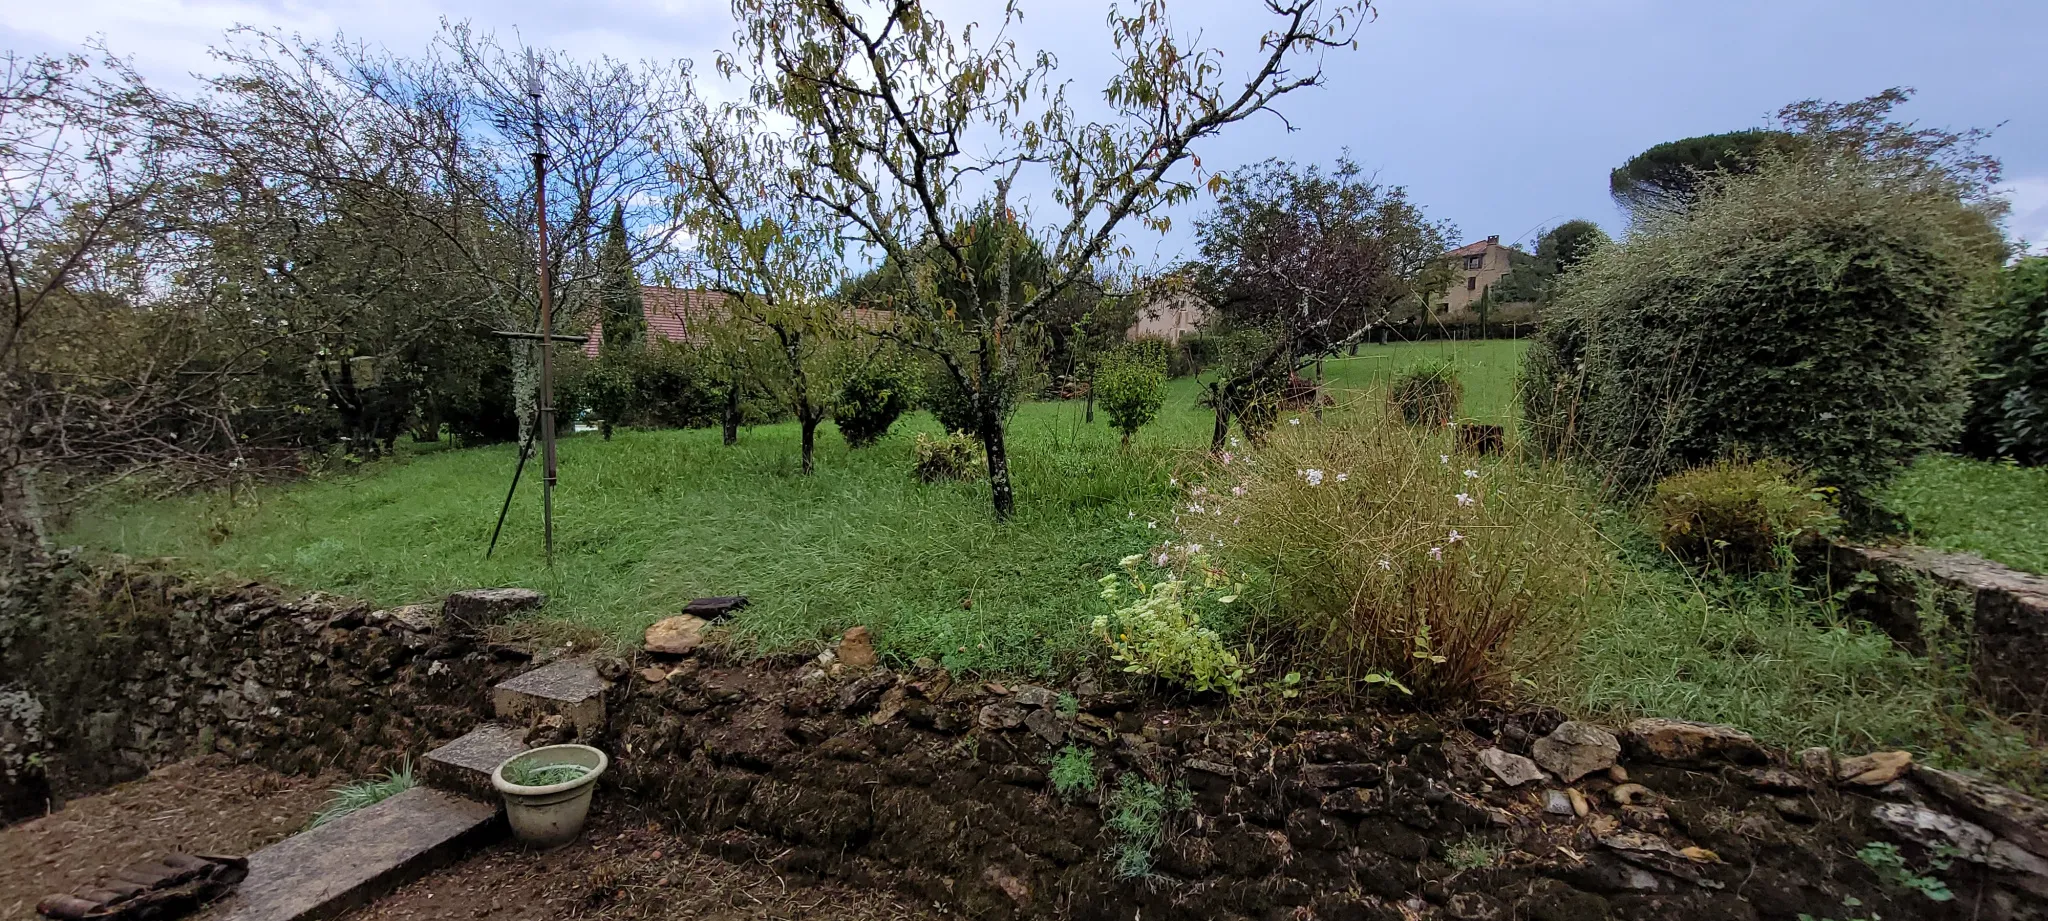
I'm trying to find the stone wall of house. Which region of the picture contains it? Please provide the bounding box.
[0,553,522,825]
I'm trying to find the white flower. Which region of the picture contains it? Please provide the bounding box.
[1147,521,1157,529]
[1463,469,1480,479]
[1455,493,1473,507]
[1289,417,1302,426]
[1231,485,1247,497]
[1819,411,1836,420]
[1444,420,1456,428]
[1128,511,1136,518]
[1170,476,1178,486]
[1230,437,1240,447]
[1188,543,1203,554]
[1188,503,1204,514]
[1377,558,1392,570]
[1440,454,1450,465]
[1449,529,1465,543]
[1302,468,1325,486]
[1336,472,1348,482]
[1429,546,1443,561]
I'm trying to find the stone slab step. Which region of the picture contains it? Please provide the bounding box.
[422,723,528,800]
[216,786,499,921]
[492,658,605,735]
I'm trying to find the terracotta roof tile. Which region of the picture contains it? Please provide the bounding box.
[584,286,896,356]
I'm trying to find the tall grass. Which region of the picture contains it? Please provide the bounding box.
[1200,413,1610,702]
[1567,533,2043,789]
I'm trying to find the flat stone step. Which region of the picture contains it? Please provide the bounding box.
[492,658,605,735]
[421,723,528,800]
[216,786,498,921]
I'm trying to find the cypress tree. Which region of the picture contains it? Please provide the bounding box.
[599,203,645,354]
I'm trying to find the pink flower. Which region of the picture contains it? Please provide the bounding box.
[1448,529,1465,543]
[1455,492,1473,507]
[1220,451,1234,465]
[1231,485,1247,497]
[1428,547,1443,561]
[1156,553,1170,567]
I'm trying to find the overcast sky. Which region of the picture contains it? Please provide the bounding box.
[8,0,2045,262]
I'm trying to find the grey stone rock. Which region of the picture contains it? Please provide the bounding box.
[1011,685,1056,708]
[1871,802,2048,895]
[491,659,605,735]
[977,701,1028,731]
[219,786,498,921]
[1023,709,1065,745]
[1477,748,1544,787]
[1623,717,1766,766]
[1544,789,1576,816]
[1914,765,2048,859]
[1531,721,1620,782]
[442,587,543,634]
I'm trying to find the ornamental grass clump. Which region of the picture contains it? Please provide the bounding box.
[1199,416,1610,702]
[1652,458,1839,573]
[1387,359,1463,426]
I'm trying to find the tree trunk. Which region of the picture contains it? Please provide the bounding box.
[601,421,614,441]
[800,412,820,475]
[983,412,1014,521]
[722,385,741,446]
[1209,381,1233,454]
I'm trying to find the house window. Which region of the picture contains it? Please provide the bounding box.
[1464,254,1483,270]
[1466,277,1477,291]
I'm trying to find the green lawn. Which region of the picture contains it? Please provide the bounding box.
[69,340,1521,674]
[62,335,2048,781]
[1883,453,2048,575]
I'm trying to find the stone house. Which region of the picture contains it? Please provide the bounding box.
[1127,288,1213,344]
[1435,235,1537,326]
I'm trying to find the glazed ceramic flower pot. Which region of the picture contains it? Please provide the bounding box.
[491,743,608,848]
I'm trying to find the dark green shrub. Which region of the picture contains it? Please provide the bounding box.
[1529,155,2000,516]
[1388,360,1463,426]
[1095,349,1166,448]
[923,362,1015,436]
[835,354,917,447]
[1653,459,1839,572]
[1961,257,2048,465]
[912,431,981,483]
[583,357,637,439]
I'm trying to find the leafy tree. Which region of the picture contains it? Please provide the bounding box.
[1961,257,2048,465]
[1535,219,1608,276]
[713,0,1369,520]
[674,102,847,474]
[1609,129,1794,220]
[1096,347,1167,449]
[1193,156,1456,450]
[834,344,916,448]
[597,203,646,355]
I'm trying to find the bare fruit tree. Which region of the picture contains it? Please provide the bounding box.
[714,0,1370,519]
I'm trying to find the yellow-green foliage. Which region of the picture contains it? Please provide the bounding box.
[911,431,981,483]
[1200,415,1608,702]
[1093,552,1245,695]
[1653,459,1839,572]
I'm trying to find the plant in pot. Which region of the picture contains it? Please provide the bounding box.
[491,744,608,848]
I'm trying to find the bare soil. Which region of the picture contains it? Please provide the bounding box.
[0,756,335,918]
[340,803,942,921]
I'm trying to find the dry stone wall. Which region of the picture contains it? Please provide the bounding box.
[0,553,522,824]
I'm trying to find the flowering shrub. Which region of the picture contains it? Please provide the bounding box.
[911,431,981,483]
[1653,458,1838,573]
[1093,551,1246,695]
[1197,416,1609,702]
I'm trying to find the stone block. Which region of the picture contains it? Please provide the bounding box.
[421,723,528,800]
[492,659,605,735]
[441,588,544,635]
[218,786,498,921]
